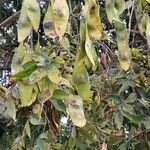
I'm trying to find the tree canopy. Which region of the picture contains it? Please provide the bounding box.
[0,0,150,149]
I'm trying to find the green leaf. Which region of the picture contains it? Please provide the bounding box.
[122,103,135,115]
[29,69,47,84]
[52,143,62,150]
[5,96,16,121]
[72,59,93,102]
[38,77,52,92]
[37,77,55,102]
[68,137,76,150]
[13,65,37,80]
[114,20,131,71]
[47,65,73,89]
[60,36,70,51]
[118,142,127,150]
[39,131,48,139]
[12,60,38,81]
[142,116,150,129]
[118,81,131,94]
[52,99,66,113]
[47,66,60,83]
[22,60,37,70]
[114,0,126,15]
[18,82,36,106]
[125,93,136,103]
[114,112,123,130]
[24,120,31,139]
[30,115,44,125]
[52,89,68,100]
[100,128,112,135]
[58,78,74,89]
[120,109,141,124]
[80,18,86,45]
[35,139,50,150]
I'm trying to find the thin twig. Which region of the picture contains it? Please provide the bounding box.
[128,129,150,141]
[68,0,72,15]
[0,43,19,51]
[0,10,21,28]
[128,0,135,43]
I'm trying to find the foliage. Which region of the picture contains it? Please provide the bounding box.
[0,0,150,149]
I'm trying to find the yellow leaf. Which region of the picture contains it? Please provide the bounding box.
[52,0,69,37]
[43,4,56,37]
[85,24,97,66]
[18,82,37,106]
[25,0,41,31]
[146,15,150,66]
[47,66,73,89]
[119,51,131,71]
[33,103,43,116]
[37,77,55,102]
[17,4,32,42]
[74,19,86,64]
[60,36,70,51]
[17,0,40,42]
[114,0,126,15]
[0,85,9,97]
[105,0,115,23]
[11,43,26,74]
[83,0,102,40]
[66,95,86,127]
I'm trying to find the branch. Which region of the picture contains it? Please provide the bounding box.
[0,10,20,28]
[0,0,50,28]
[0,43,19,51]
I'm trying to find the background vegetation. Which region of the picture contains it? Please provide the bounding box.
[0,0,150,149]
